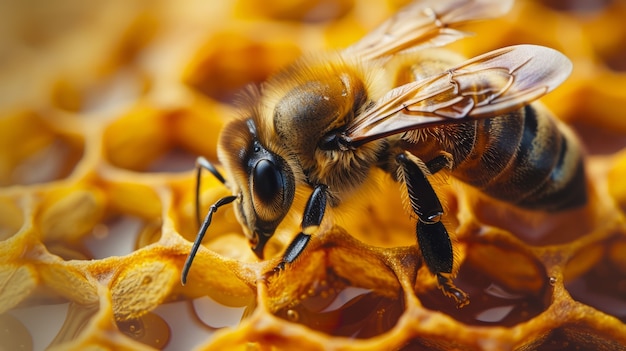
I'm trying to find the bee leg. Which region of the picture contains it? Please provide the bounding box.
[424,153,453,174]
[181,156,234,285]
[182,194,237,285]
[195,156,228,228]
[396,152,469,308]
[272,184,328,273]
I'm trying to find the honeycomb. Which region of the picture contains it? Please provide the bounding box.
[2,0,626,350]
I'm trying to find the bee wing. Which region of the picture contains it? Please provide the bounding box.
[345,45,573,145]
[345,0,513,61]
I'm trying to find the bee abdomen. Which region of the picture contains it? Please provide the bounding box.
[451,105,587,211]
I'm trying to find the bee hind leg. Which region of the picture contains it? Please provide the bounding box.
[396,152,469,308]
[270,184,328,273]
[424,153,453,174]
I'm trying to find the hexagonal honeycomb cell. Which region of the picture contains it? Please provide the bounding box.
[2,0,626,350]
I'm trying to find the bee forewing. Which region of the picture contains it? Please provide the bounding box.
[345,0,514,61]
[454,45,572,113]
[346,45,573,144]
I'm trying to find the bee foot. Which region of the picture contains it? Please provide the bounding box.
[437,273,470,308]
[274,261,286,272]
[263,261,286,281]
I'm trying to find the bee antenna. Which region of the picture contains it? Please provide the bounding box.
[182,194,237,285]
[195,156,228,227]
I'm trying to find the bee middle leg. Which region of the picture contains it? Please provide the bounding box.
[271,184,328,273]
[396,152,469,308]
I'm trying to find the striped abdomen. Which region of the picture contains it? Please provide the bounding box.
[394,51,587,211]
[435,104,587,211]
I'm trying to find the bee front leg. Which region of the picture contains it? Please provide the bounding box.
[272,184,328,273]
[396,152,469,308]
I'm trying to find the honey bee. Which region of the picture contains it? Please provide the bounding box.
[181,0,586,308]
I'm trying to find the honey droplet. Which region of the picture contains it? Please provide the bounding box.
[118,318,144,339]
[286,309,299,322]
[116,312,170,349]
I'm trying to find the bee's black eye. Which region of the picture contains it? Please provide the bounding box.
[244,130,295,234]
[252,159,283,207]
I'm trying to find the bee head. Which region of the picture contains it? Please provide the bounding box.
[218,118,296,259]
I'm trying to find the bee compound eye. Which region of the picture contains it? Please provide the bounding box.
[251,159,285,220]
